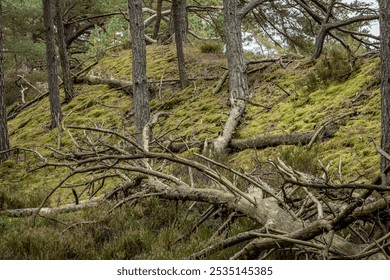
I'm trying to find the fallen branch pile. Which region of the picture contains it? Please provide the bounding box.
[2,125,389,260]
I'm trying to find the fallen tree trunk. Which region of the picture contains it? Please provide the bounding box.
[229,127,336,151]
[148,179,385,260]
[0,198,101,217]
[6,125,387,260]
[163,126,336,153]
[76,74,220,95]
[76,74,134,95]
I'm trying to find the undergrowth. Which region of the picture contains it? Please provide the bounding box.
[0,45,382,259]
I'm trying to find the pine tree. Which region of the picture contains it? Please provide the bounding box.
[0,0,9,163]
[42,0,63,129]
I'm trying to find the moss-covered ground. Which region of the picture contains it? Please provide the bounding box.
[0,45,381,259]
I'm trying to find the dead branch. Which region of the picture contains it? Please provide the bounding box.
[271,157,390,192]
[0,198,101,217]
[12,125,389,260]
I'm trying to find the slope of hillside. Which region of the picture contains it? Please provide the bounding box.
[0,45,382,259]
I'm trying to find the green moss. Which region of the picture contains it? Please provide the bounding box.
[0,44,383,259]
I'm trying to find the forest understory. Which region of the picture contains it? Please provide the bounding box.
[0,43,389,260]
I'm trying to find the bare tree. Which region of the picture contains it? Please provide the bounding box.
[0,0,9,163]
[43,0,63,129]
[379,0,390,183]
[128,0,150,144]
[54,0,74,103]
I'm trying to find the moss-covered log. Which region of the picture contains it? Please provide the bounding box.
[230,127,336,151]
[163,126,336,153]
[76,74,134,95]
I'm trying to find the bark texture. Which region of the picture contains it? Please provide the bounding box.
[43,0,63,129]
[213,0,249,153]
[224,0,248,101]
[166,127,337,153]
[172,0,188,89]
[0,0,9,163]
[152,0,163,39]
[54,0,74,102]
[380,0,390,182]
[128,0,150,143]
[77,74,133,95]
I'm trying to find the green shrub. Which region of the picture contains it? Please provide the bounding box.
[199,41,223,54]
[316,48,353,83]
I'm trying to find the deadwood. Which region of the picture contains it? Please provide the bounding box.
[163,126,336,153]
[6,126,385,259]
[0,198,101,217]
[76,74,134,95]
[230,128,334,151]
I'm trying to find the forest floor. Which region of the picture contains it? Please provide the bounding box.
[0,44,384,259]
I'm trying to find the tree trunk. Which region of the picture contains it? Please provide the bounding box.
[213,0,249,153]
[172,0,188,89]
[379,0,390,182]
[152,0,163,39]
[128,0,150,144]
[43,0,63,129]
[224,0,248,101]
[54,0,74,103]
[0,0,9,163]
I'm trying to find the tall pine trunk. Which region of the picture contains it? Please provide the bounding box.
[54,0,74,103]
[43,0,63,129]
[128,0,150,145]
[0,0,9,163]
[379,0,390,182]
[172,0,188,89]
[213,0,248,153]
[224,0,248,101]
[152,0,163,39]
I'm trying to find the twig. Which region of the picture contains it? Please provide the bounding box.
[303,187,324,219]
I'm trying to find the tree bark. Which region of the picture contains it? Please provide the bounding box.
[152,0,164,39]
[0,198,101,217]
[43,0,63,129]
[230,128,335,151]
[213,0,249,153]
[224,0,248,101]
[77,74,133,95]
[0,0,9,163]
[379,0,390,183]
[128,0,150,144]
[172,0,188,89]
[54,0,74,103]
[166,127,337,153]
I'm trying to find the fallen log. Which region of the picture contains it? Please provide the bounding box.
[162,126,336,153]
[76,74,134,95]
[229,127,336,151]
[0,198,101,217]
[76,74,220,96]
[149,178,385,260]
